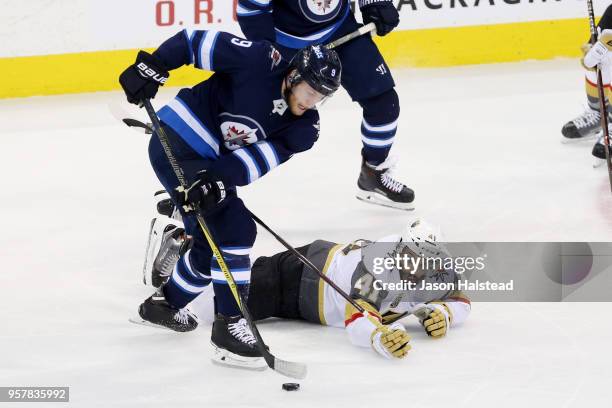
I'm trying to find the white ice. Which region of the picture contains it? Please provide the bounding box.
[1,59,611,407]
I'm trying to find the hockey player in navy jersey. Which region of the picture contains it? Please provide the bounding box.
[236,0,414,210]
[119,29,341,369]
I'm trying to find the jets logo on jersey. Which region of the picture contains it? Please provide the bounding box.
[299,0,342,23]
[222,124,257,149]
[219,113,267,150]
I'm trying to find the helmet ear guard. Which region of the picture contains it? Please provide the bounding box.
[286,69,302,88]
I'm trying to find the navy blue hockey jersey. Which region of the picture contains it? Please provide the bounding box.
[237,0,351,48]
[151,30,320,188]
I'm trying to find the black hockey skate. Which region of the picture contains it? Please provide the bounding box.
[592,132,612,161]
[561,107,601,142]
[210,314,266,370]
[356,157,414,211]
[132,288,198,332]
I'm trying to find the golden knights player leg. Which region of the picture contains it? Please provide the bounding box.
[562,4,612,160]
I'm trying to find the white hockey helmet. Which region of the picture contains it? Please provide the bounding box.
[398,219,446,258]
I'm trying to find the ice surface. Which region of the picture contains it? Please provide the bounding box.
[1,59,611,407]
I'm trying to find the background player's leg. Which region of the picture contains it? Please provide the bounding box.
[591,6,612,159]
[334,27,414,210]
[562,4,612,142]
[356,90,414,209]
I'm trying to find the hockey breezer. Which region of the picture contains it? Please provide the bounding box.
[142,99,307,380]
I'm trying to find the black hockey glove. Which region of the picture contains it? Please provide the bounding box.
[175,171,227,213]
[359,0,400,37]
[119,51,169,105]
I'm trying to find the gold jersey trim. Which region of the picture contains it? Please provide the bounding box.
[318,244,343,325]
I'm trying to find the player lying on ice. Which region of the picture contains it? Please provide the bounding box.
[145,201,471,361]
[119,29,342,370]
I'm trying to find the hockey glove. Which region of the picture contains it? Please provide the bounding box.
[175,170,226,213]
[359,0,399,37]
[346,299,411,359]
[371,321,411,359]
[414,302,452,338]
[119,51,169,105]
[582,29,612,70]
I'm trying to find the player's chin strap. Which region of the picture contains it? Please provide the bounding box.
[140,99,306,380]
[282,71,298,103]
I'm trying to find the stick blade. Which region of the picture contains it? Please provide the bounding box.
[123,118,153,134]
[272,357,307,379]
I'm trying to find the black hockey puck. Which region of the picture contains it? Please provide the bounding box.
[282,383,300,391]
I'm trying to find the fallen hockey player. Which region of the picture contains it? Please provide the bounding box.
[144,195,471,360]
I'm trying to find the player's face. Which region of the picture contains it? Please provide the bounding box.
[287,81,326,116]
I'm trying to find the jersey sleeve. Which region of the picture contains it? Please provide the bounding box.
[152,29,268,73]
[344,300,382,348]
[209,139,292,187]
[438,289,471,327]
[237,0,276,42]
[207,117,318,188]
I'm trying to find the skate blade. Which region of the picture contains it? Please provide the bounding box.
[356,189,415,211]
[211,344,268,371]
[142,218,157,286]
[560,134,597,144]
[593,158,606,168]
[128,316,175,331]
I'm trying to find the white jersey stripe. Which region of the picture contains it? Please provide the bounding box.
[361,134,395,147]
[233,148,260,183]
[275,25,336,42]
[171,268,208,294]
[248,0,271,6]
[220,247,252,256]
[254,141,279,171]
[199,30,219,71]
[167,98,220,155]
[210,269,251,283]
[362,118,399,133]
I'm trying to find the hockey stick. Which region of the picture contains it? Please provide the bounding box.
[248,212,366,314]
[586,0,612,192]
[326,22,376,50]
[141,99,307,379]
